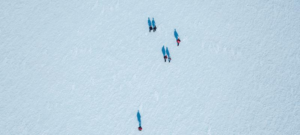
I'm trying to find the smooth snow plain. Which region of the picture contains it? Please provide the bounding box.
[1,0,300,134]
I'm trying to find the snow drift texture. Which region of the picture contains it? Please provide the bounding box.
[1,0,300,134]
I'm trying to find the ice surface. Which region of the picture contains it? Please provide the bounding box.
[1,0,300,134]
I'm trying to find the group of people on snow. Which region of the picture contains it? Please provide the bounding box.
[149,25,157,32]
[164,37,180,62]
[147,18,182,64]
[164,55,171,63]
[148,18,157,32]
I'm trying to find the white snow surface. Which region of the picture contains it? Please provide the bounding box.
[1,0,300,134]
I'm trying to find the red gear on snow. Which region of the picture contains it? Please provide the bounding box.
[138,127,142,131]
[164,55,168,59]
[177,38,181,44]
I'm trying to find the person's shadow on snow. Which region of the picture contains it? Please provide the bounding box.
[162,46,166,56]
[137,110,142,127]
[174,29,179,40]
[166,47,170,58]
[148,18,152,27]
[152,18,156,27]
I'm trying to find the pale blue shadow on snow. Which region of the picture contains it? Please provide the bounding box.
[162,46,166,56]
[152,18,156,27]
[166,47,170,57]
[137,110,141,127]
[148,18,152,27]
[174,29,179,40]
